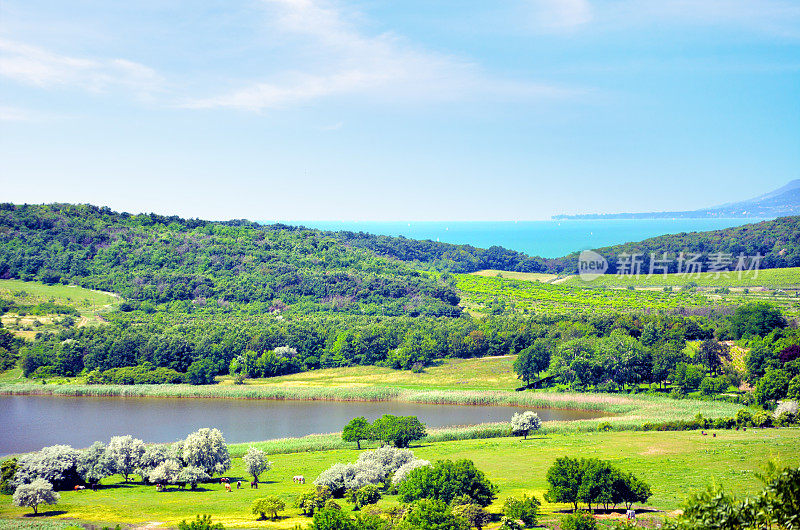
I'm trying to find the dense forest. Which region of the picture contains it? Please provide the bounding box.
[0,204,460,317]
[1,203,798,401]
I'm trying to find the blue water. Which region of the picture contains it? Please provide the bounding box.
[271,219,765,258]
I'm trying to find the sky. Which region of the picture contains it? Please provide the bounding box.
[1,0,798,221]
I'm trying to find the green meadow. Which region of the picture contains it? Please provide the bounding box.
[2,429,798,528]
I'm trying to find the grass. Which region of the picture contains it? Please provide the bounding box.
[471,270,562,283]
[232,356,521,391]
[2,429,798,528]
[0,280,119,339]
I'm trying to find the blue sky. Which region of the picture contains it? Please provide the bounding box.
[1,0,798,221]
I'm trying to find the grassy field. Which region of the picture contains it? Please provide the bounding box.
[0,280,119,339]
[1,429,798,528]
[232,356,520,391]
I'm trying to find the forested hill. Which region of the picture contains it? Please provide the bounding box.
[0,203,461,317]
[555,216,800,275]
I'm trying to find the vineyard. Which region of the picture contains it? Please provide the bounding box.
[455,273,727,314]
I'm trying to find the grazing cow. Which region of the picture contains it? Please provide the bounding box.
[73,485,86,491]
[251,480,258,489]
[225,483,232,492]
[293,475,306,484]
[626,509,636,521]
[713,433,717,437]
[237,480,241,489]
[156,484,163,492]
[91,483,98,491]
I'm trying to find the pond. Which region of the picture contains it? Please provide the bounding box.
[1,395,606,455]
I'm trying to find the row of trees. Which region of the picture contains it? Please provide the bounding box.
[342,415,427,449]
[544,457,652,512]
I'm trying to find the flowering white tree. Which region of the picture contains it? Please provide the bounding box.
[106,435,145,482]
[243,447,272,482]
[179,428,231,476]
[149,459,182,486]
[12,444,81,490]
[511,411,541,440]
[13,478,60,514]
[77,442,114,486]
[392,459,431,485]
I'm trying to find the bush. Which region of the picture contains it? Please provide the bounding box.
[1,458,18,495]
[451,502,492,530]
[400,499,469,530]
[345,484,381,509]
[177,515,225,530]
[295,487,332,517]
[502,494,541,527]
[392,459,431,486]
[397,459,498,507]
[252,496,285,520]
[560,512,597,530]
[735,409,753,427]
[310,506,356,530]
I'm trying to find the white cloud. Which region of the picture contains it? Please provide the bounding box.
[528,0,592,31]
[184,0,579,111]
[0,39,162,95]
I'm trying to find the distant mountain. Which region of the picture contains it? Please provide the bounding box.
[553,180,800,220]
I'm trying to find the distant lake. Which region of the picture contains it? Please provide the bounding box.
[272,219,765,258]
[0,395,605,455]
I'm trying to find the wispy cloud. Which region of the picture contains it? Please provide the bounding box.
[525,0,800,37]
[527,0,592,31]
[184,0,580,111]
[0,39,162,96]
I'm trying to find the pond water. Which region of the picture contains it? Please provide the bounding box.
[1,395,605,455]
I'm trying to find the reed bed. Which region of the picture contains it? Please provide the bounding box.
[2,383,743,455]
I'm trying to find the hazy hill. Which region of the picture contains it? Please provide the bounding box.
[553,180,800,220]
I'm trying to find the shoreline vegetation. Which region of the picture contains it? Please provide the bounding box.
[1,383,743,456]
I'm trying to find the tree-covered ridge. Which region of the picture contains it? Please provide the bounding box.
[318,216,800,275]
[556,215,800,274]
[0,203,459,317]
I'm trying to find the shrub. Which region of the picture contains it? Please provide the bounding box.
[310,506,356,530]
[400,499,469,530]
[1,458,18,495]
[12,478,60,515]
[178,466,210,489]
[345,484,381,509]
[735,409,753,427]
[252,496,285,520]
[597,421,613,432]
[451,503,492,530]
[177,515,224,530]
[295,487,332,516]
[392,459,431,486]
[397,459,498,507]
[502,494,541,527]
[560,512,597,530]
